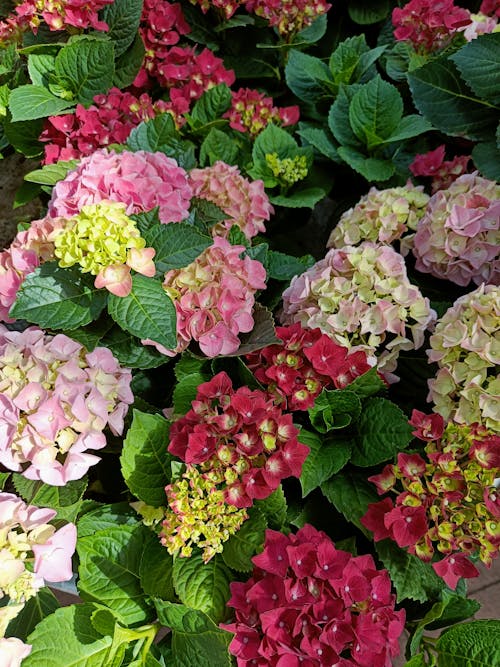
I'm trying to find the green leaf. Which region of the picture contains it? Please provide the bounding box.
[112,33,145,89]
[127,113,178,152]
[338,145,395,181]
[347,367,386,399]
[101,326,167,369]
[200,127,240,166]
[294,14,327,44]
[329,35,369,85]
[130,208,161,235]
[10,263,107,330]
[174,352,209,382]
[299,429,353,496]
[436,620,500,667]
[321,470,379,536]
[408,57,499,141]
[23,604,112,667]
[270,187,326,209]
[54,39,114,105]
[27,53,56,87]
[328,84,363,147]
[348,0,390,24]
[154,601,232,667]
[472,140,500,181]
[451,33,500,105]
[349,76,403,149]
[222,508,267,572]
[0,472,10,490]
[173,553,233,623]
[121,410,172,507]
[100,0,143,58]
[78,524,155,625]
[188,197,228,231]
[3,117,43,157]
[266,250,314,281]
[77,502,139,538]
[143,223,212,274]
[251,123,300,186]
[351,397,413,466]
[189,84,232,130]
[297,126,339,161]
[6,589,59,641]
[24,159,78,185]
[172,372,209,417]
[255,485,288,531]
[404,655,427,667]
[308,388,362,433]
[285,49,334,103]
[375,539,445,603]
[382,114,434,144]
[9,85,74,121]
[107,274,177,350]
[13,475,87,523]
[227,303,280,356]
[140,534,175,602]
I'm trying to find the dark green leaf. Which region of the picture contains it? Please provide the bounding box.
[77,502,139,538]
[297,126,340,161]
[382,114,434,144]
[100,0,143,58]
[189,84,232,130]
[337,145,395,181]
[27,53,56,87]
[349,76,403,148]
[270,187,326,209]
[13,475,87,523]
[200,128,240,166]
[143,223,212,273]
[347,368,385,398]
[348,0,390,24]
[130,208,161,235]
[451,33,500,105]
[139,531,175,602]
[172,372,209,417]
[54,40,114,105]
[6,589,59,641]
[127,113,177,152]
[222,508,267,572]
[472,141,500,180]
[227,304,280,356]
[266,250,314,281]
[101,326,167,369]
[328,84,363,147]
[255,486,288,531]
[321,470,379,536]
[436,620,500,667]
[329,35,370,85]
[308,388,361,433]
[285,49,334,103]
[113,33,145,89]
[299,429,353,496]
[9,85,74,121]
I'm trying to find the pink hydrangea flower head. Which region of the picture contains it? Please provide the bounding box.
[480,0,500,17]
[0,491,76,610]
[244,0,332,39]
[0,325,133,484]
[224,88,300,137]
[427,284,500,431]
[460,12,499,41]
[392,0,472,52]
[188,161,273,239]
[327,182,429,254]
[0,638,32,667]
[281,241,436,376]
[223,525,405,665]
[47,148,193,224]
[152,236,266,357]
[409,145,472,194]
[412,172,500,287]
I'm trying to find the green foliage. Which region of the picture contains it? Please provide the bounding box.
[13,475,87,523]
[24,159,78,185]
[54,39,115,105]
[172,371,209,417]
[308,388,361,433]
[9,85,74,121]
[113,33,145,88]
[299,429,353,496]
[285,49,334,104]
[107,274,177,350]
[200,127,240,165]
[100,326,168,369]
[121,410,172,507]
[100,0,143,58]
[255,485,288,531]
[188,84,232,132]
[347,0,390,24]
[321,470,380,537]
[450,33,500,106]
[143,223,212,274]
[127,114,196,168]
[6,589,59,642]
[10,263,108,330]
[228,303,280,356]
[77,502,139,538]
[222,508,267,572]
[436,620,500,667]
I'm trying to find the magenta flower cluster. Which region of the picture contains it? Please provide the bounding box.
[0,326,133,485]
[224,87,300,138]
[412,172,500,287]
[409,145,471,194]
[47,148,193,224]
[223,525,405,666]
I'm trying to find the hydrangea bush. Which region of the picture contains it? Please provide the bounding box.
[0,0,499,665]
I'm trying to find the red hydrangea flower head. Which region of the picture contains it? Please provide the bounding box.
[392,0,471,53]
[224,88,300,137]
[244,0,332,39]
[410,145,472,193]
[246,322,376,410]
[167,372,308,507]
[188,0,244,19]
[223,525,405,665]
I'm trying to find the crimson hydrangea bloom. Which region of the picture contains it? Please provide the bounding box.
[224,88,299,138]
[362,413,500,589]
[244,0,332,39]
[167,372,309,508]
[223,525,405,666]
[246,322,375,410]
[409,145,471,194]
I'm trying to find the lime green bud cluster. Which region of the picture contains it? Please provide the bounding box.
[53,200,146,275]
[265,152,308,186]
[161,465,248,562]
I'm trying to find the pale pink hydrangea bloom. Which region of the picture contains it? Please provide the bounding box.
[0,491,76,607]
[427,284,499,431]
[327,182,429,253]
[0,637,32,667]
[188,161,273,240]
[412,172,500,287]
[0,326,133,485]
[460,12,499,40]
[48,149,193,224]
[144,236,267,357]
[281,242,436,376]
[0,217,66,322]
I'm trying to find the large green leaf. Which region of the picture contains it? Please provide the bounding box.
[107,274,177,350]
[143,223,212,274]
[77,524,155,625]
[321,470,379,536]
[200,127,240,166]
[127,113,178,152]
[308,388,361,433]
[100,326,168,369]
[121,409,172,507]
[10,263,108,330]
[349,76,403,149]
[348,0,390,24]
[100,0,143,57]
[451,33,500,105]
[13,475,87,523]
[436,620,500,667]
[189,84,232,130]
[9,85,74,121]
[77,502,139,538]
[23,604,112,667]
[285,49,334,103]
[113,33,145,89]
[337,146,395,181]
[222,508,267,572]
[328,84,363,148]
[6,589,59,641]
[472,140,500,181]
[139,534,175,602]
[173,554,233,623]
[408,57,499,141]
[299,429,353,496]
[54,39,114,105]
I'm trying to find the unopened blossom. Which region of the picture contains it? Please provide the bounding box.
[40,88,170,165]
[392,0,471,53]
[363,413,500,589]
[327,182,429,253]
[244,0,332,39]
[265,152,309,187]
[48,149,193,224]
[281,242,436,376]
[168,372,309,510]
[151,236,266,357]
[224,88,299,137]
[246,322,375,410]
[0,492,76,608]
[412,172,500,287]
[409,145,471,194]
[0,325,132,485]
[427,284,499,431]
[53,200,155,296]
[0,637,32,667]
[161,465,248,562]
[223,525,405,666]
[188,161,273,239]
